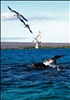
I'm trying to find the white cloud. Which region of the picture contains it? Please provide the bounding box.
[1,12,59,21]
[1,12,16,21]
[1,11,69,22]
[28,15,58,21]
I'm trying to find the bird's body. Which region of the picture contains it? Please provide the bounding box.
[24,24,33,33]
[34,39,39,49]
[33,31,42,48]
[35,31,41,41]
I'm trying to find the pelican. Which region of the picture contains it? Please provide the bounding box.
[7,6,28,22]
[32,55,65,71]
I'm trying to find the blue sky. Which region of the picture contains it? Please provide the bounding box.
[1,1,70,42]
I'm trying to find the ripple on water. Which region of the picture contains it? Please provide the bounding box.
[1,49,70,100]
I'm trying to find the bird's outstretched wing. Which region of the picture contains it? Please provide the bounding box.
[18,17,26,25]
[8,6,28,22]
[19,14,28,22]
[8,6,18,13]
[53,55,65,60]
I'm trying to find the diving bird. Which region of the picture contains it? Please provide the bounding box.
[33,31,42,48]
[7,6,28,22]
[19,17,33,33]
[32,54,65,71]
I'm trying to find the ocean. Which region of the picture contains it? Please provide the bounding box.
[1,48,70,100]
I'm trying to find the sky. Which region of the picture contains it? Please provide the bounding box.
[1,1,70,43]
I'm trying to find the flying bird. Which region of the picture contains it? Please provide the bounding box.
[19,17,33,33]
[33,31,42,48]
[7,6,28,22]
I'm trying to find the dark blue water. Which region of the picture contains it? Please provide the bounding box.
[1,48,70,100]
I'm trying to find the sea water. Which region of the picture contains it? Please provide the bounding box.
[1,48,70,100]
